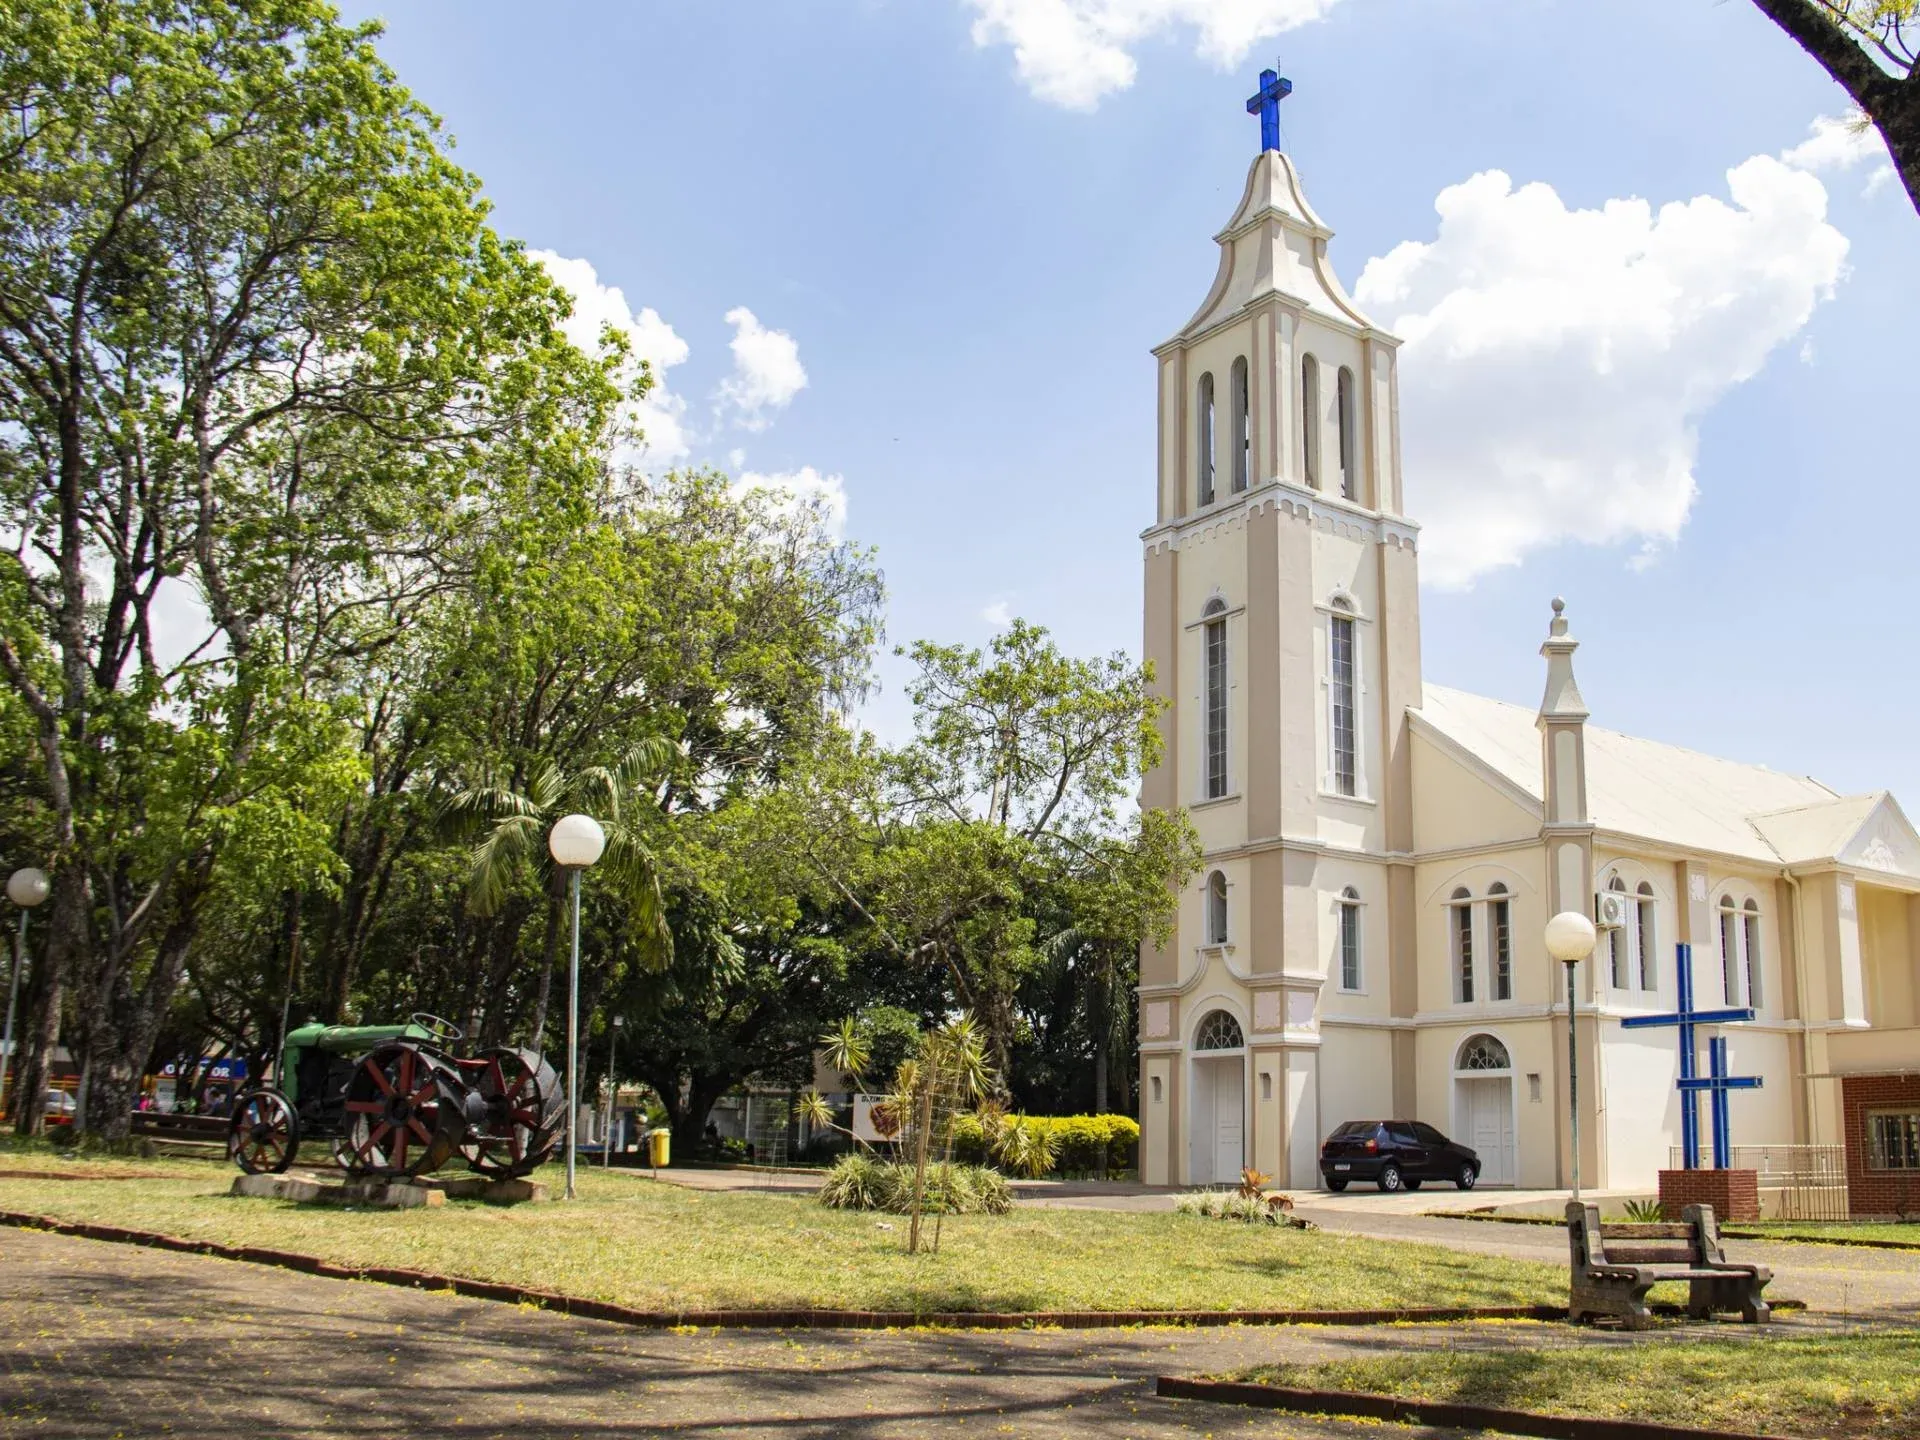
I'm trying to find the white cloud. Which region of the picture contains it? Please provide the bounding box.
[1780,110,1893,197]
[733,466,847,539]
[1357,154,1848,588]
[531,250,692,461]
[964,0,1340,110]
[718,307,808,431]
[981,600,1014,628]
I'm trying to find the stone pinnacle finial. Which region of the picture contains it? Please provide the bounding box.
[1539,596,1588,721]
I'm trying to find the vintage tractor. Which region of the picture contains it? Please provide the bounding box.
[225,1014,565,1182]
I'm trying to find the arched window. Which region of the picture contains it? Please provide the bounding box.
[1194,1009,1244,1052]
[1328,599,1357,797]
[1338,887,1362,991]
[1203,598,1228,800]
[1636,882,1657,990]
[1718,896,1742,1006]
[1336,365,1357,501]
[1488,882,1512,1001]
[1743,899,1764,1009]
[1229,356,1250,493]
[1197,372,1216,507]
[1300,354,1321,489]
[1607,876,1630,989]
[1456,1033,1511,1072]
[1205,871,1228,945]
[1451,887,1475,1003]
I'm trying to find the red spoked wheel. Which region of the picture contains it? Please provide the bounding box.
[338,1040,462,1178]
[228,1088,300,1175]
[460,1047,564,1179]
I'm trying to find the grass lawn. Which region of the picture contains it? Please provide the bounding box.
[1221,1328,1920,1438]
[1723,1221,1920,1248]
[0,1145,1567,1315]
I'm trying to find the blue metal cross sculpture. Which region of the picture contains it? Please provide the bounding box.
[1620,942,1762,1169]
[1246,69,1293,153]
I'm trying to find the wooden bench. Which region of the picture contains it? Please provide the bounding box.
[1566,1200,1771,1329]
[128,1111,229,1153]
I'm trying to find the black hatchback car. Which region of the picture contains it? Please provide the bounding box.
[1319,1120,1481,1193]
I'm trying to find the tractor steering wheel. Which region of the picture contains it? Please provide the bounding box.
[410,1011,465,1045]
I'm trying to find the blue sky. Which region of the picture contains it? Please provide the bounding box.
[341,0,1920,810]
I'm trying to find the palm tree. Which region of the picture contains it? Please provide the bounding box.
[442,737,678,1048]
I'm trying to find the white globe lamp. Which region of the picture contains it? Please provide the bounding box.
[1545,908,1597,1201]
[3,867,51,1115]
[548,814,606,870]
[549,815,605,1201]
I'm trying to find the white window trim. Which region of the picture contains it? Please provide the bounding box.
[1199,608,1232,804]
[1337,892,1365,994]
[1320,607,1370,802]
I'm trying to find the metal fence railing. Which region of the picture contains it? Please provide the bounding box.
[1668,1143,1849,1220]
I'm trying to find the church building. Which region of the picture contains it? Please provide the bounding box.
[1135,76,1920,1210]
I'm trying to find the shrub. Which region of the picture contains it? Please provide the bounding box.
[1621,1198,1667,1224]
[815,1155,1013,1215]
[945,1112,1140,1176]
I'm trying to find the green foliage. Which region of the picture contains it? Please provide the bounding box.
[1621,1198,1668,1223]
[947,1113,1140,1175]
[815,1154,1013,1216]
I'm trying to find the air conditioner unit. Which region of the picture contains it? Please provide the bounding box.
[1595,891,1629,930]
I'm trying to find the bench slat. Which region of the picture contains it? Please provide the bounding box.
[1597,1223,1690,1239]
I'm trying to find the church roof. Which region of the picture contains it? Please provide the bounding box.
[1413,685,1853,864]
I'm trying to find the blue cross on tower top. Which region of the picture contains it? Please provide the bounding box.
[1246,69,1292,153]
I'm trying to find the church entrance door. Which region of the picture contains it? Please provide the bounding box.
[1453,1034,1516,1186]
[1190,1055,1245,1185]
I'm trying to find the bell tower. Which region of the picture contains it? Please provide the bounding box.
[1137,76,1425,1189]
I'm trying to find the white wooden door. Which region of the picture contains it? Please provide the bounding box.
[1463,1076,1514,1185]
[1211,1060,1244,1183]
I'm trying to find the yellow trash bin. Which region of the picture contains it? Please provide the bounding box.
[647,1128,670,1167]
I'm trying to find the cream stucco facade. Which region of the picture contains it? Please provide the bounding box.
[1138,145,1920,1194]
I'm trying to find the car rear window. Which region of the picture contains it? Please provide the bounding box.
[1329,1121,1378,1138]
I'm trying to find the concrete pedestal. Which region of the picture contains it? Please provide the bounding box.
[1658,1167,1759,1222]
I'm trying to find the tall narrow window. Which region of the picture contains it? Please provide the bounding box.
[1301,355,1321,489]
[1329,608,1356,796]
[1607,876,1629,989]
[1203,599,1227,800]
[1636,883,1657,990]
[1197,373,1216,507]
[1489,882,1512,1001]
[1206,871,1228,945]
[1336,365,1357,501]
[1230,357,1250,493]
[1743,900,1764,1010]
[1452,888,1475,1003]
[1339,888,1362,991]
[1719,897,1742,1006]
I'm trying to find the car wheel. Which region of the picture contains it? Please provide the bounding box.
[1456,1164,1477,1191]
[1325,1178,1348,1192]
[1402,1178,1422,1191]
[1377,1163,1402,1193]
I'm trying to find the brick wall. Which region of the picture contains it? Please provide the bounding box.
[1842,1073,1920,1219]
[1658,1168,1759,1222]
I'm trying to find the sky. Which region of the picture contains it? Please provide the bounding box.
[337,0,1920,811]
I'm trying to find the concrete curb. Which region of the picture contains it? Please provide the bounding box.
[1155,1376,1792,1439]
[1719,1229,1920,1252]
[0,1209,1568,1330]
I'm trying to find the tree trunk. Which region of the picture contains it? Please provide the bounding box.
[1750,0,1920,215]
[82,876,207,1141]
[14,869,87,1137]
[527,884,565,1051]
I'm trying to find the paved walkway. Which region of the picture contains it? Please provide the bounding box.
[0,1228,1839,1440]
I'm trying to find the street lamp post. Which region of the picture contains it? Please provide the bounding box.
[548,814,606,1201]
[2,869,51,1117]
[604,1014,623,1170]
[1544,910,1598,1201]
